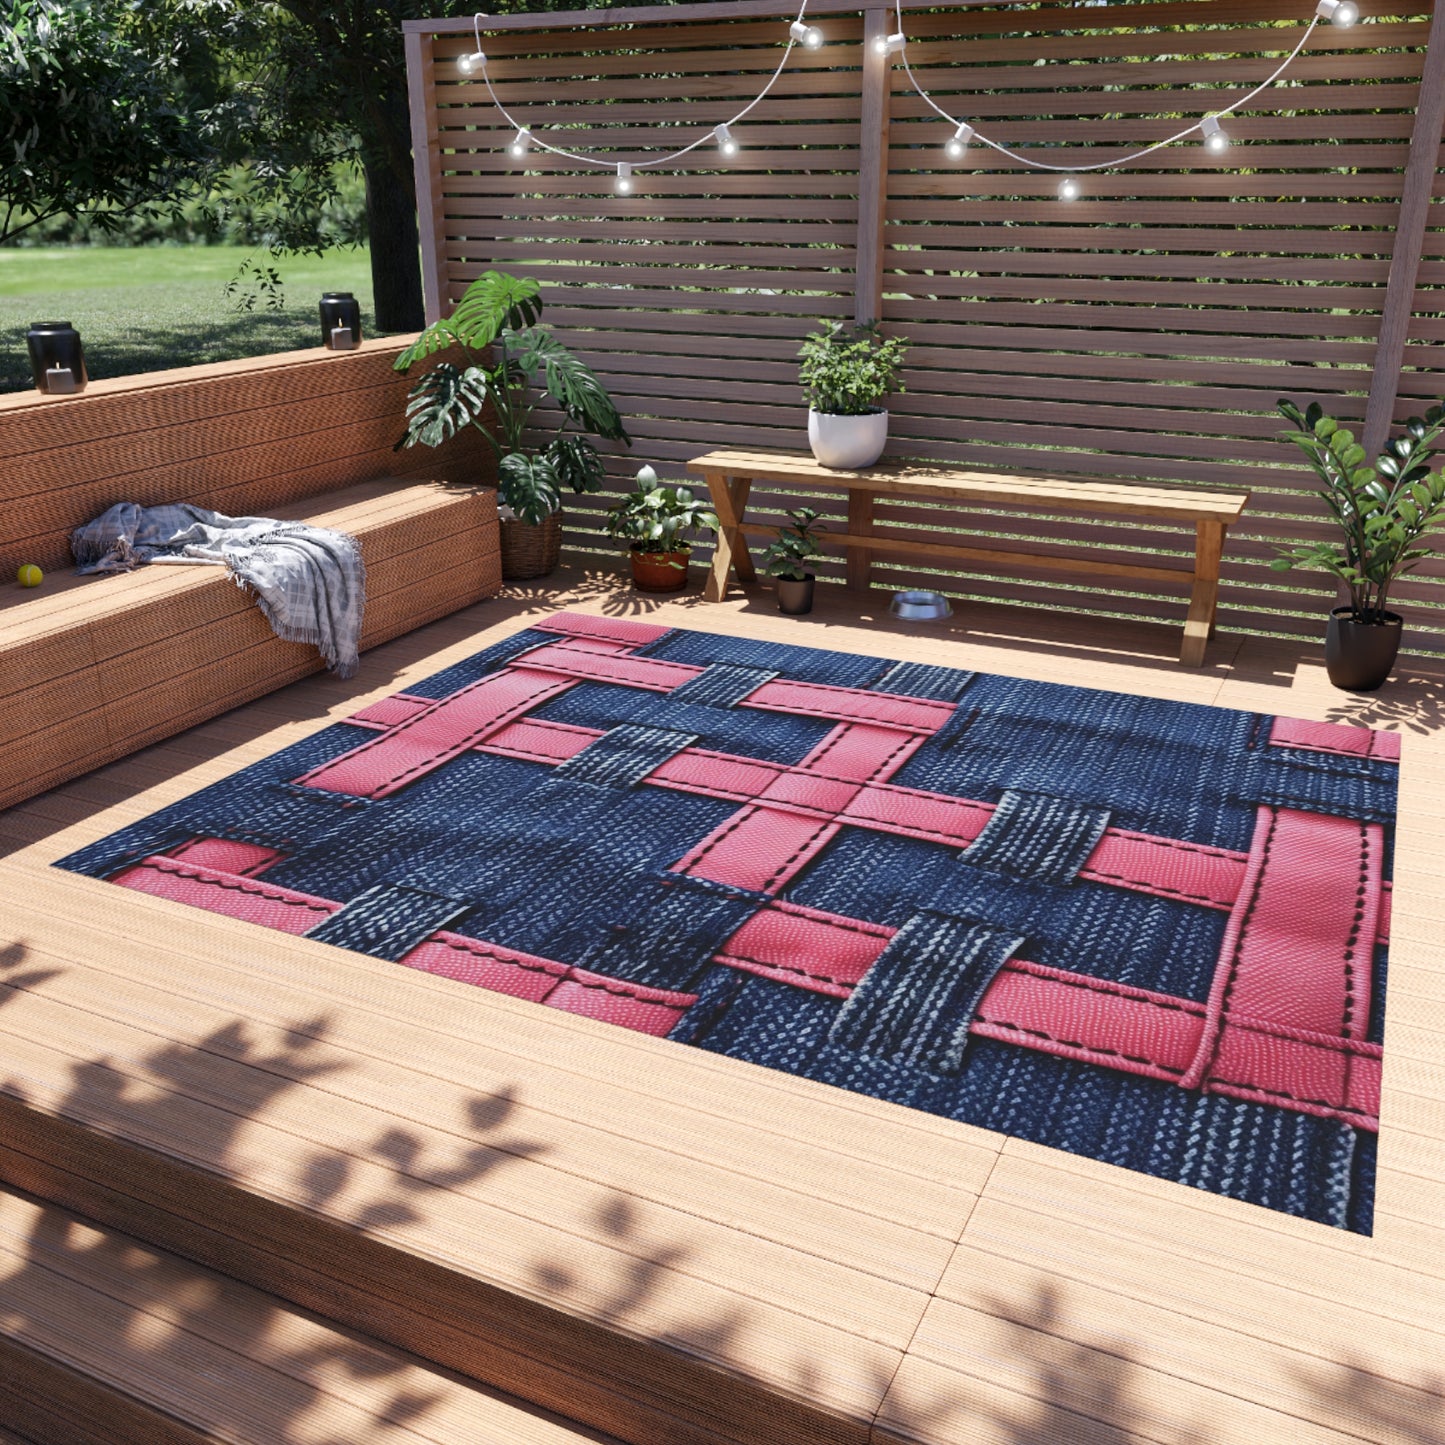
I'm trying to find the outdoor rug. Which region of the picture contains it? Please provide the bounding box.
[57,611,1398,1233]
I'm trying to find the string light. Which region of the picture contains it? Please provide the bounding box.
[461,6,820,187]
[1199,116,1229,154]
[458,11,486,74]
[1058,177,1081,201]
[508,127,532,157]
[889,0,1360,179]
[945,122,974,160]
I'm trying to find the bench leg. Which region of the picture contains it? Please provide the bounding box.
[846,491,873,592]
[704,472,754,603]
[1181,519,1226,666]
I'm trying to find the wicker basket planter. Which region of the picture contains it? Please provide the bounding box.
[499,510,562,579]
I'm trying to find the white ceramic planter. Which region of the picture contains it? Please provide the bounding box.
[807,408,888,470]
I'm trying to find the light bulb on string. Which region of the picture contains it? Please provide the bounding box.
[714,124,739,157]
[508,127,532,158]
[789,20,824,48]
[875,32,905,57]
[1058,177,1081,201]
[945,122,974,160]
[1199,115,1229,155]
[1316,0,1359,25]
[615,162,634,194]
[458,50,484,74]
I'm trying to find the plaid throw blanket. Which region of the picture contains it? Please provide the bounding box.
[71,503,366,679]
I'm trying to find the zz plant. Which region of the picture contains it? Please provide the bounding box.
[762,507,826,580]
[1272,398,1445,622]
[394,270,629,524]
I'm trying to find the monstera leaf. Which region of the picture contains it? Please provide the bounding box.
[396,363,492,450]
[498,451,562,525]
[393,272,544,370]
[506,327,629,442]
[546,435,607,495]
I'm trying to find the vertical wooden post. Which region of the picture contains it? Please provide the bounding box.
[405,28,449,325]
[855,8,893,327]
[1362,0,1445,457]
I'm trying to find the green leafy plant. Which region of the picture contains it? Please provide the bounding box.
[604,465,719,568]
[394,270,629,524]
[1271,398,1445,623]
[798,321,908,416]
[761,507,826,581]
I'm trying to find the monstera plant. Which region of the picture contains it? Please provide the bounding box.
[394,270,629,577]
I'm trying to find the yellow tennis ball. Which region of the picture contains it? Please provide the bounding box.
[17,564,43,588]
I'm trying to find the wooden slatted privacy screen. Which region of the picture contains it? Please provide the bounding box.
[405,0,1445,652]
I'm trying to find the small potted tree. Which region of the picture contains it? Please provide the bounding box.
[762,507,826,614]
[393,270,629,579]
[1272,397,1445,691]
[604,466,719,593]
[799,320,908,470]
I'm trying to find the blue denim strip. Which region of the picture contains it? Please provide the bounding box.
[667,663,779,708]
[962,789,1112,887]
[306,882,471,960]
[872,659,977,702]
[553,725,698,790]
[1232,753,1397,828]
[829,912,1024,1074]
[576,873,767,992]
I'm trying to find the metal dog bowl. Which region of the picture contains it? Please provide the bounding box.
[889,589,953,621]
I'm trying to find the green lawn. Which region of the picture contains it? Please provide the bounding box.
[0,245,378,394]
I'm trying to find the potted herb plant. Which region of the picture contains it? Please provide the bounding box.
[1272,397,1445,691]
[762,507,826,614]
[393,270,629,579]
[604,465,719,593]
[799,320,908,470]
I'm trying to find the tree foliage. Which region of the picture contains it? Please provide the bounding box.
[0,0,214,244]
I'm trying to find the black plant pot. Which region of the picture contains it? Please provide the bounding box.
[1325,606,1402,692]
[775,575,815,615]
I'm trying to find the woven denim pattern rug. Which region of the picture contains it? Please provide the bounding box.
[58,612,1398,1233]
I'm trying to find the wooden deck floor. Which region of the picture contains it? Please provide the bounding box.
[2,569,1443,1445]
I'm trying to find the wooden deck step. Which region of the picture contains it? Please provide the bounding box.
[0,1183,620,1445]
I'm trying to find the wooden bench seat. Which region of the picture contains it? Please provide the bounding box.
[688,449,1249,665]
[0,477,499,812]
[0,1183,618,1445]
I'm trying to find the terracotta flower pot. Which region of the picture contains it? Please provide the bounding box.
[631,548,691,593]
[1325,606,1402,692]
[774,576,815,615]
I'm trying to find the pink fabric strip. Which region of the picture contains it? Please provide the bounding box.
[1268,715,1401,762]
[1182,805,1384,1106]
[109,856,339,935]
[529,611,675,647]
[294,668,578,799]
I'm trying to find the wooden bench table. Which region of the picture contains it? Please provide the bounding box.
[688,448,1249,666]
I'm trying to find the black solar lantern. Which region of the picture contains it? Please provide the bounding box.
[26,321,88,395]
[319,293,363,351]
